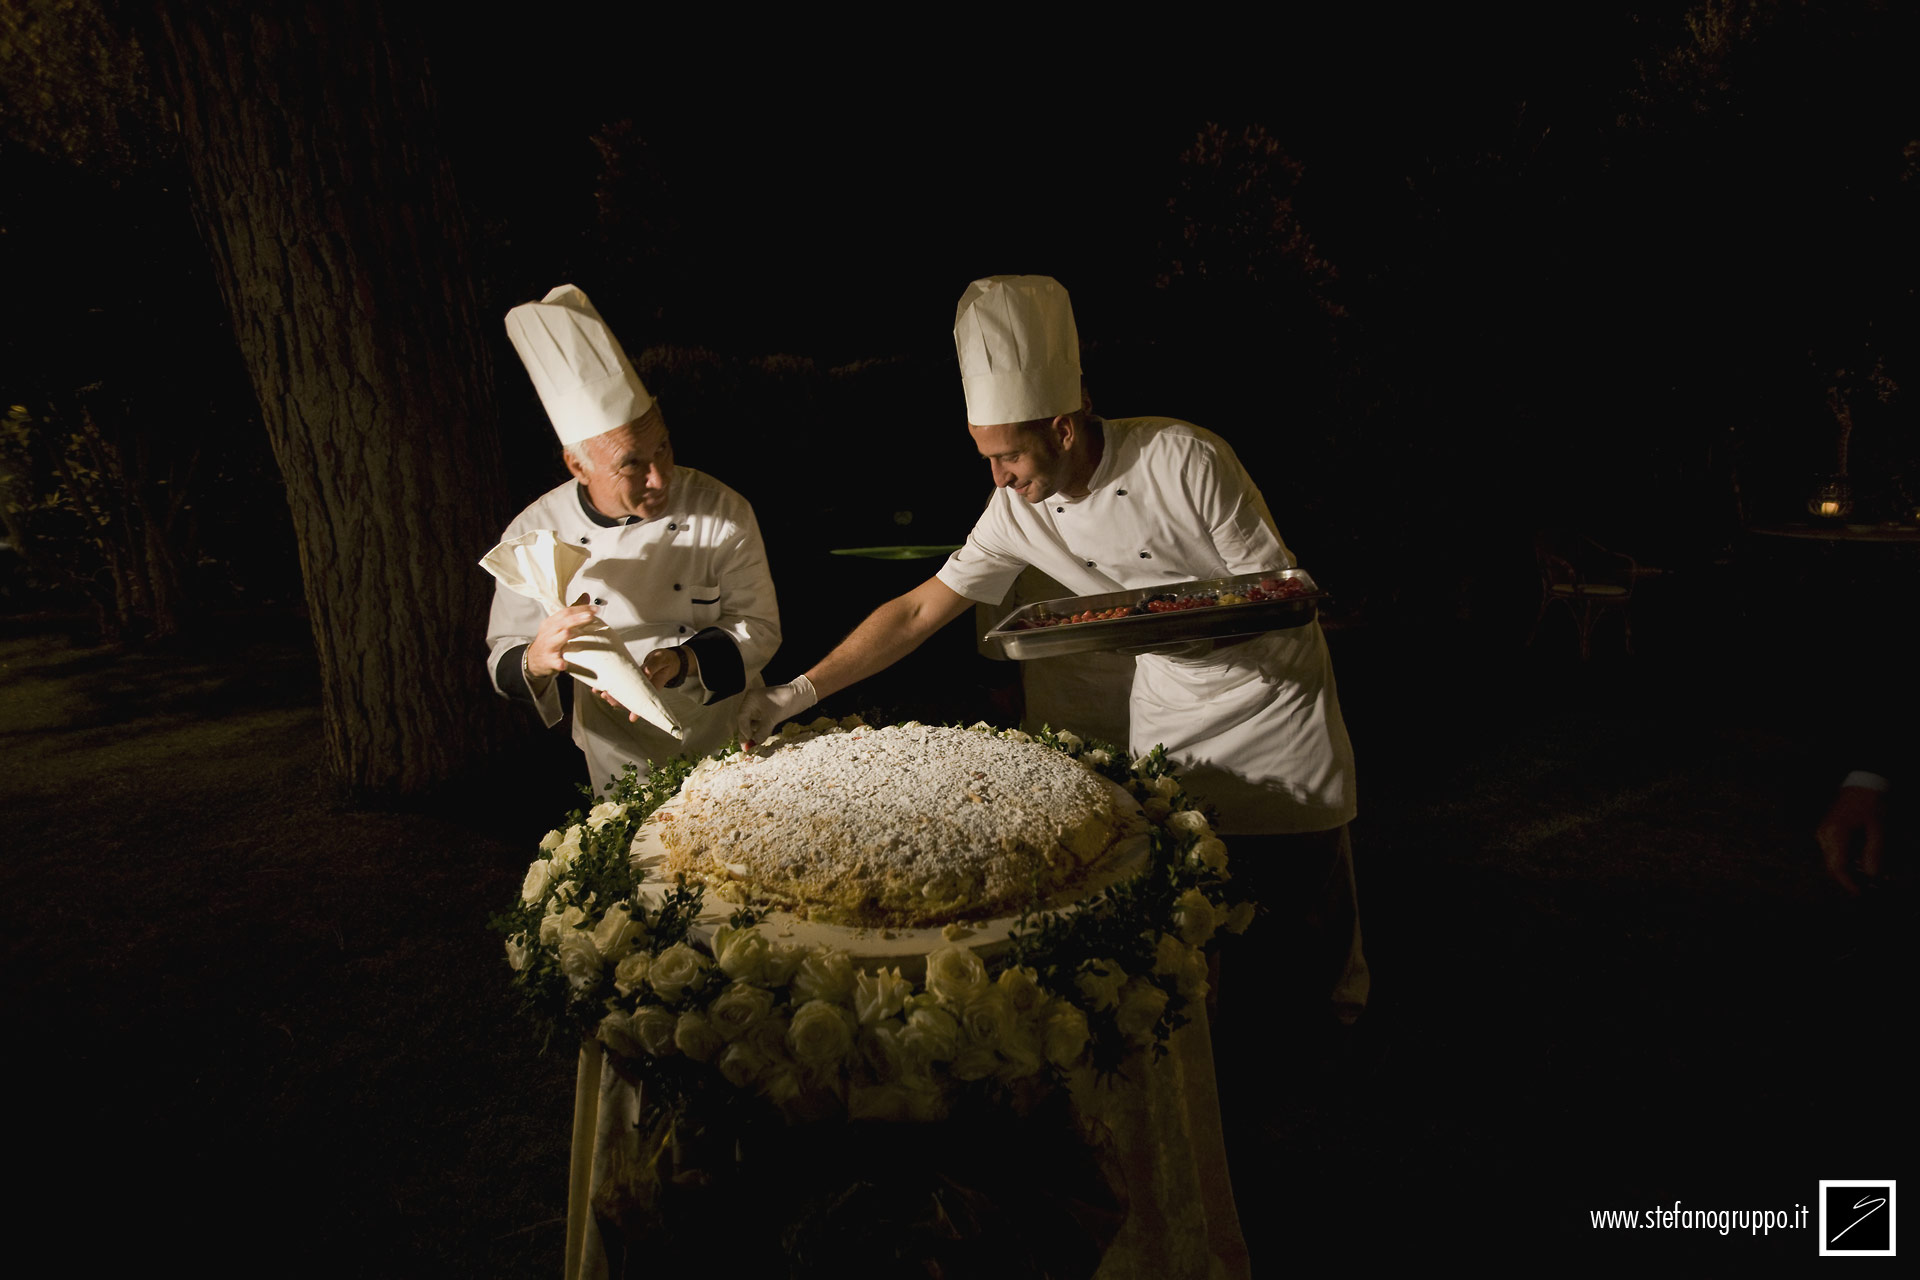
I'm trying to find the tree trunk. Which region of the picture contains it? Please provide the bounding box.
[146,0,514,794]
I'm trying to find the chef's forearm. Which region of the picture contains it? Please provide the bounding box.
[803,577,972,701]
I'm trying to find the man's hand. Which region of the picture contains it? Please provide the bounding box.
[594,688,639,723]
[642,646,696,689]
[528,593,598,682]
[1816,785,1889,895]
[736,676,818,747]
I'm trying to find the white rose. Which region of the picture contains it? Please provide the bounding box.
[838,714,866,730]
[504,933,531,972]
[597,1011,644,1059]
[745,1012,793,1064]
[763,943,808,988]
[1167,808,1211,836]
[1154,933,1209,998]
[760,1066,805,1107]
[647,943,709,1002]
[960,987,1015,1053]
[1142,797,1173,823]
[998,728,1033,743]
[591,905,642,964]
[629,1005,680,1057]
[612,951,652,996]
[788,999,857,1070]
[924,946,988,1006]
[1226,901,1257,935]
[556,930,602,989]
[1054,731,1083,755]
[791,948,856,1006]
[996,1026,1044,1081]
[585,800,625,831]
[520,859,553,904]
[719,1040,773,1089]
[550,825,584,872]
[901,1005,960,1062]
[854,966,912,1026]
[1175,888,1218,947]
[967,721,993,733]
[1085,749,1112,768]
[952,1044,1000,1081]
[708,982,775,1040]
[1044,1005,1090,1066]
[1116,979,1171,1043]
[1188,836,1230,874]
[995,965,1045,1014]
[538,828,563,853]
[538,913,564,946]
[1151,774,1182,799]
[856,1022,907,1084]
[674,1011,725,1062]
[1075,960,1126,1011]
[712,926,771,985]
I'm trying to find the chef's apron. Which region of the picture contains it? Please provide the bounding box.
[1130,622,1355,835]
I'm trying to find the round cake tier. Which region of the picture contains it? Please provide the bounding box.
[630,723,1147,967]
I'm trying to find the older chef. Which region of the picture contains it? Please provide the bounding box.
[739,275,1365,1020]
[486,285,781,793]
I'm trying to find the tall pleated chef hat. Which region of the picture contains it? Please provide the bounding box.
[504,285,654,446]
[953,275,1082,425]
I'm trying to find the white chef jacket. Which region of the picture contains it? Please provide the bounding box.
[486,468,781,794]
[938,417,1355,834]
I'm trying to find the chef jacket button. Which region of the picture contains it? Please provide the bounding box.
[593,597,606,605]
[673,583,682,591]
[1055,506,1064,513]
[579,536,590,544]
[1116,489,1127,496]
[668,522,677,530]
[1085,560,1095,568]
[678,625,686,634]
[1139,552,1150,559]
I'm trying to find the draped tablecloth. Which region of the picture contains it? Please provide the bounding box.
[562,1008,1251,1279]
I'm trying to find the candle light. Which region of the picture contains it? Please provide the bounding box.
[1807,476,1852,520]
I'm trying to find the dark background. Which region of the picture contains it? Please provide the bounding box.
[1,2,1913,1271]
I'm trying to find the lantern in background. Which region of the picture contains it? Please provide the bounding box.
[1807,475,1852,520]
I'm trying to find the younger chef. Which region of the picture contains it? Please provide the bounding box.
[737,275,1365,1023]
[487,285,781,794]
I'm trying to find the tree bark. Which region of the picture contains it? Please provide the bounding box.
[146,0,514,794]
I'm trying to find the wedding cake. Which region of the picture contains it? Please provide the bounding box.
[654,722,1134,928]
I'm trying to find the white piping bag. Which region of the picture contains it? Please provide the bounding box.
[480,529,685,739]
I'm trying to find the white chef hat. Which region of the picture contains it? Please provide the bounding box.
[504,284,655,446]
[953,275,1082,426]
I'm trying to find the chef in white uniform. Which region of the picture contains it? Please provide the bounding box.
[487,285,781,794]
[738,275,1365,1020]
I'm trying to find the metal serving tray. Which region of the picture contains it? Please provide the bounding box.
[985,568,1326,661]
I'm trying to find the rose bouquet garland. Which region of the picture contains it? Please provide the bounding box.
[493,717,1254,1124]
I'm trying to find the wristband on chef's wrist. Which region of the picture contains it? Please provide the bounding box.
[664,646,691,688]
[523,648,552,690]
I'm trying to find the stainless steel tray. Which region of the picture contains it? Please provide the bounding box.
[985,568,1325,660]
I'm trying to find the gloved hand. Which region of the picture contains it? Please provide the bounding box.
[736,675,818,747]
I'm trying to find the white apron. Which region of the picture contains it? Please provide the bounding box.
[1131,625,1355,836]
